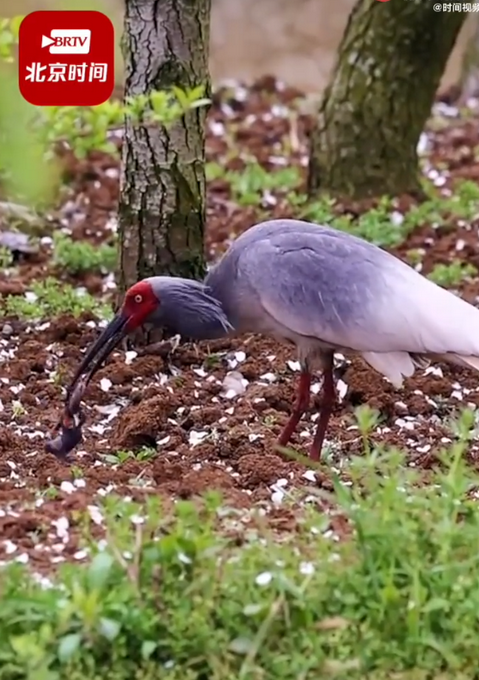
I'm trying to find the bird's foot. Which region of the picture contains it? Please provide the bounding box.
[135,334,181,359]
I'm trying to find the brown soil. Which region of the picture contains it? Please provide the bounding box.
[2,78,479,572]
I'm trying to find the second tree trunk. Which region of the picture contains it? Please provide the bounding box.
[308,0,466,200]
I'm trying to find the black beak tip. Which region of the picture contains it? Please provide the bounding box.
[45,409,85,461]
[48,312,129,461]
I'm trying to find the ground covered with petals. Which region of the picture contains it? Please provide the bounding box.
[1,78,479,678]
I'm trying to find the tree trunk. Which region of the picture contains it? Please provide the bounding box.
[117,0,210,295]
[307,0,466,201]
[458,16,479,104]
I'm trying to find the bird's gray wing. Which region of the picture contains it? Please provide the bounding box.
[238,235,479,358]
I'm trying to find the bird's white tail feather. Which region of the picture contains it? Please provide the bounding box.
[361,351,416,388]
[380,266,479,359]
[361,350,479,389]
[448,354,479,372]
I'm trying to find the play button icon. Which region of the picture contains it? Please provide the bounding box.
[41,35,55,48]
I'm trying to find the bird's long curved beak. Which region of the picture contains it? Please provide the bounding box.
[67,311,130,396]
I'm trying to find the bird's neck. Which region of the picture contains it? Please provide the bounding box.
[203,267,226,304]
[158,276,233,341]
[203,265,240,332]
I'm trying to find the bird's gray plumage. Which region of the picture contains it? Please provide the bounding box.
[204,219,479,386]
[142,276,233,340]
[75,217,479,461]
[141,217,479,387]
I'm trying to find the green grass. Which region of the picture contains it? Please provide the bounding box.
[100,446,158,466]
[0,246,14,269]
[4,420,479,679]
[299,180,479,248]
[1,277,113,320]
[52,233,117,275]
[206,161,302,206]
[208,156,479,249]
[209,157,479,249]
[428,260,478,288]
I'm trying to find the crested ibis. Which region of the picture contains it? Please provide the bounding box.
[52,218,479,461]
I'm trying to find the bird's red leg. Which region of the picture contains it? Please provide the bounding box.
[310,360,335,461]
[278,371,311,447]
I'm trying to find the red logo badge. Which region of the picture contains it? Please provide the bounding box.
[18,10,115,106]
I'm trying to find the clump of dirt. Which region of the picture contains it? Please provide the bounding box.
[110,394,180,450]
[343,358,397,417]
[236,452,294,487]
[0,427,23,456]
[177,467,236,498]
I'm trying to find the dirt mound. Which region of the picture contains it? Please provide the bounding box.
[111,394,181,450]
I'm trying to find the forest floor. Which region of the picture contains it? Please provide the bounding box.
[2,77,479,574]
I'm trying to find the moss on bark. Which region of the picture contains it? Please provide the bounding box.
[307,0,466,200]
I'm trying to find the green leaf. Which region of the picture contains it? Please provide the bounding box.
[190,98,211,109]
[228,637,254,655]
[58,633,82,662]
[87,552,114,590]
[103,455,120,465]
[243,603,263,616]
[98,617,121,641]
[10,15,25,37]
[141,640,157,659]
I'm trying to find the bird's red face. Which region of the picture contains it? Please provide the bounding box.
[121,280,160,331]
[65,280,160,392]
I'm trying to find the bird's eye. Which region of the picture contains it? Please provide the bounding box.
[134,294,143,304]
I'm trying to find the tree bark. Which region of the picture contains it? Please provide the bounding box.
[307,0,467,201]
[458,16,479,104]
[118,0,210,295]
